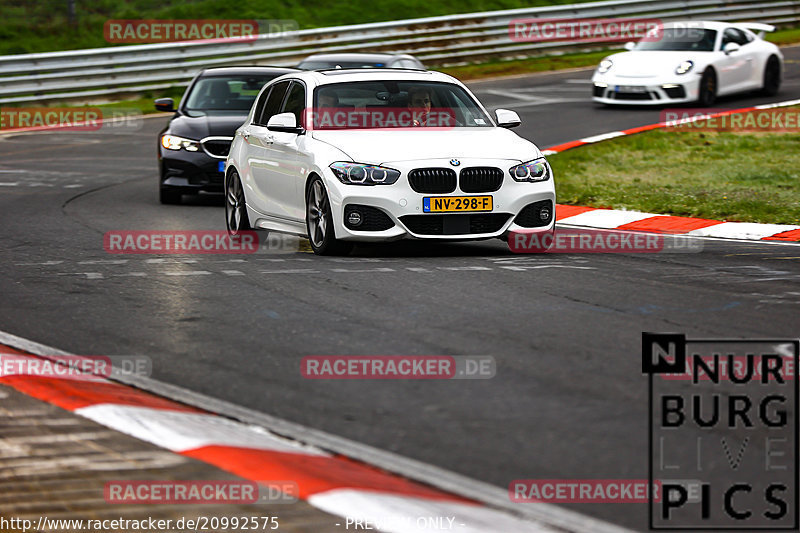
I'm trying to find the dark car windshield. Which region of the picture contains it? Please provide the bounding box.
[634,28,717,52]
[183,75,278,116]
[298,60,390,70]
[310,81,492,129]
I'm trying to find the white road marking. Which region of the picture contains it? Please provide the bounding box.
[330,268,396,273]
[57,272,104,279]
[558,209,657,228]
[437,266,493,271]
[145,258,198,264]
[500,265,596,271]
[260,269,320,274]
[222,270,245,276]
[163,270,212,276]
[16,261,64,266]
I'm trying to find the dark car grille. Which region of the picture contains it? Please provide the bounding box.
[514,200,554,228]
[459,167,503,193]
[201,138,232,158]
[611,92,653,101]
[344,205,395,231]
[663,85,686,99]
[407,168,456,194]
[400,213,511,236]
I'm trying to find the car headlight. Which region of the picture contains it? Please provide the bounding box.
[509,158,550,182]
[161,134,200,151]
[675,60,694,75]
[597,59,613,74]
[330,162,400,185]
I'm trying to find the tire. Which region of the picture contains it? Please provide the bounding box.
[761,56,781,97]
[305,177,353,256]
[225,169,251,236]
[697,69,716,106]
[159,188,182,205]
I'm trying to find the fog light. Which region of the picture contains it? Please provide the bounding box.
[347,211,363,227]
[539,206,552,223]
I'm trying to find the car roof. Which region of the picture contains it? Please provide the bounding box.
[300,53,417,62]
[197,66,299,77]
[274,68,455,87]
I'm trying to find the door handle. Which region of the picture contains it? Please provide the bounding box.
[265,135,275,145]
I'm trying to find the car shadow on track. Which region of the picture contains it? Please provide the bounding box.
[348,238,515,258]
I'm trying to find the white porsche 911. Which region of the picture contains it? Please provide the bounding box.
[224,69,555,254]
[591,21,783,105]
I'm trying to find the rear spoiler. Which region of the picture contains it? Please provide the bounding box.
[732,22,776,38]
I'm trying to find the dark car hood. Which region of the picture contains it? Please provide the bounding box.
[167,113,249,140]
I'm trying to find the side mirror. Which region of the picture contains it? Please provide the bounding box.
[624,41,635,51]
[723,42,740,55]
[154,98,175,112]
[267,112,302,133]
[495,109,521,129]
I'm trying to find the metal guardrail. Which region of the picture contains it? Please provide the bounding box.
[1,0,798,103]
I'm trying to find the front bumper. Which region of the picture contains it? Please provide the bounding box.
[323,158,556,242]
[591,74,700,105]
[159,140,231,193]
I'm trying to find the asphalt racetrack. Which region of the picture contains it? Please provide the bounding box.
[1,46,799,530]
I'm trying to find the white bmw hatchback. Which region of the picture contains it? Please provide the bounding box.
[224,69,555,254]
[591,21,783,106]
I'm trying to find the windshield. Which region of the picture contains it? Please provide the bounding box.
[634,28,717,52]
[183,75,278,115]
[310,81,493,129]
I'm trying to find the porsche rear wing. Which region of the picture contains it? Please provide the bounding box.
[732,22,776,38]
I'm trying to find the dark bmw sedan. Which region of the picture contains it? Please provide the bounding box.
[156,66,296,204]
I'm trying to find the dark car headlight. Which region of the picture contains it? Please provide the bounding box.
[509,158,550,182]
[161,134,200,152]
[330,162,400,185]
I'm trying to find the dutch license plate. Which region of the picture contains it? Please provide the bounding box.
[615,85,647,93]
[423,196,493,213]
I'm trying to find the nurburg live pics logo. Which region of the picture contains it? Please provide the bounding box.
[643,332,798,530]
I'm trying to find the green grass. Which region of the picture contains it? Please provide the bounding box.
[549,129,800,224]
[440,50,611,80]
[0,0,599,55]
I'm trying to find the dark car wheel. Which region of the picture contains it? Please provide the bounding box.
[225,169,251,236]
[306,177,352,256]
[159,188,182,205]
[698,69,716,106]
[761,56,781,96]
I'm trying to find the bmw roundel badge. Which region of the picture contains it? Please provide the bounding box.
[450,159,460,166]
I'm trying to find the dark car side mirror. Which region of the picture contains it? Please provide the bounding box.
[155,98,175,112]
